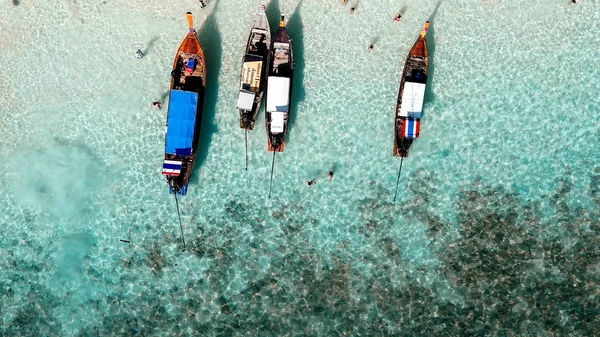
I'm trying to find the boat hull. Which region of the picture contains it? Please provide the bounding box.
[163,28,206,195]
[265,18,293,152]
[238,8,271,130]
[394,22,429,157]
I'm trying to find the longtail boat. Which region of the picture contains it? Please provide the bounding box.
[266,14,293,153]
[238,5,270,131]
[394,21,429,158]
[265,14,294,198]
[237,5,271,170]
[162,12,206,197]
[392,21,429,201]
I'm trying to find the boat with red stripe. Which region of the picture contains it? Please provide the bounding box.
[391,21,430,201]
[394,21,429,158]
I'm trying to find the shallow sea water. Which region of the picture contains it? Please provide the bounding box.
[0,0,599,336]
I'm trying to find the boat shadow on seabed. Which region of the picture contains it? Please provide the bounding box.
[424,0,441,105]
[266,0,281,41]
[189,4,223,186]
[285,1,306,144]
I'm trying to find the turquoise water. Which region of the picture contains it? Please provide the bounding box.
[1,0,599,335]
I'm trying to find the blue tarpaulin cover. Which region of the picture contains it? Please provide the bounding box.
[185,58,196,73]
[165,90,198,155]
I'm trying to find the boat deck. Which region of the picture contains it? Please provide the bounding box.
[247,31,269,58]
[410,42,425,58]
[179,35,202,55]
[173,52,205,91]
[273,42,290,68]
[404,58,428,84]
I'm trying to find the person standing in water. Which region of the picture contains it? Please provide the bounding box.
[367,44,374,52]
[327,171,334,181]
[394,14,402,22]
[136,49,143,59]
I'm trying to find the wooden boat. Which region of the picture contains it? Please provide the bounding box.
[237,5,271,131]
[394,21,429,157]
[162,12,206,195]
[265,14,294,198]
[265,14,294,153]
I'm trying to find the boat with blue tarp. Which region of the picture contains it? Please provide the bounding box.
[162,12,206,196]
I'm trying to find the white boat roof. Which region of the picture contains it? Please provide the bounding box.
[270,111,285,133]
[237,91,255,111]
[399,82,426,118]
[266,76,290,112]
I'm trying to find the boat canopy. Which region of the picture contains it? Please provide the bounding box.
[165,90,198,156]
[401,118,421,139]
[240,61,263,92]
[399,82,426,118]
[270,111,285,133]
[266,76,290,112]
[237,90,255,111]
